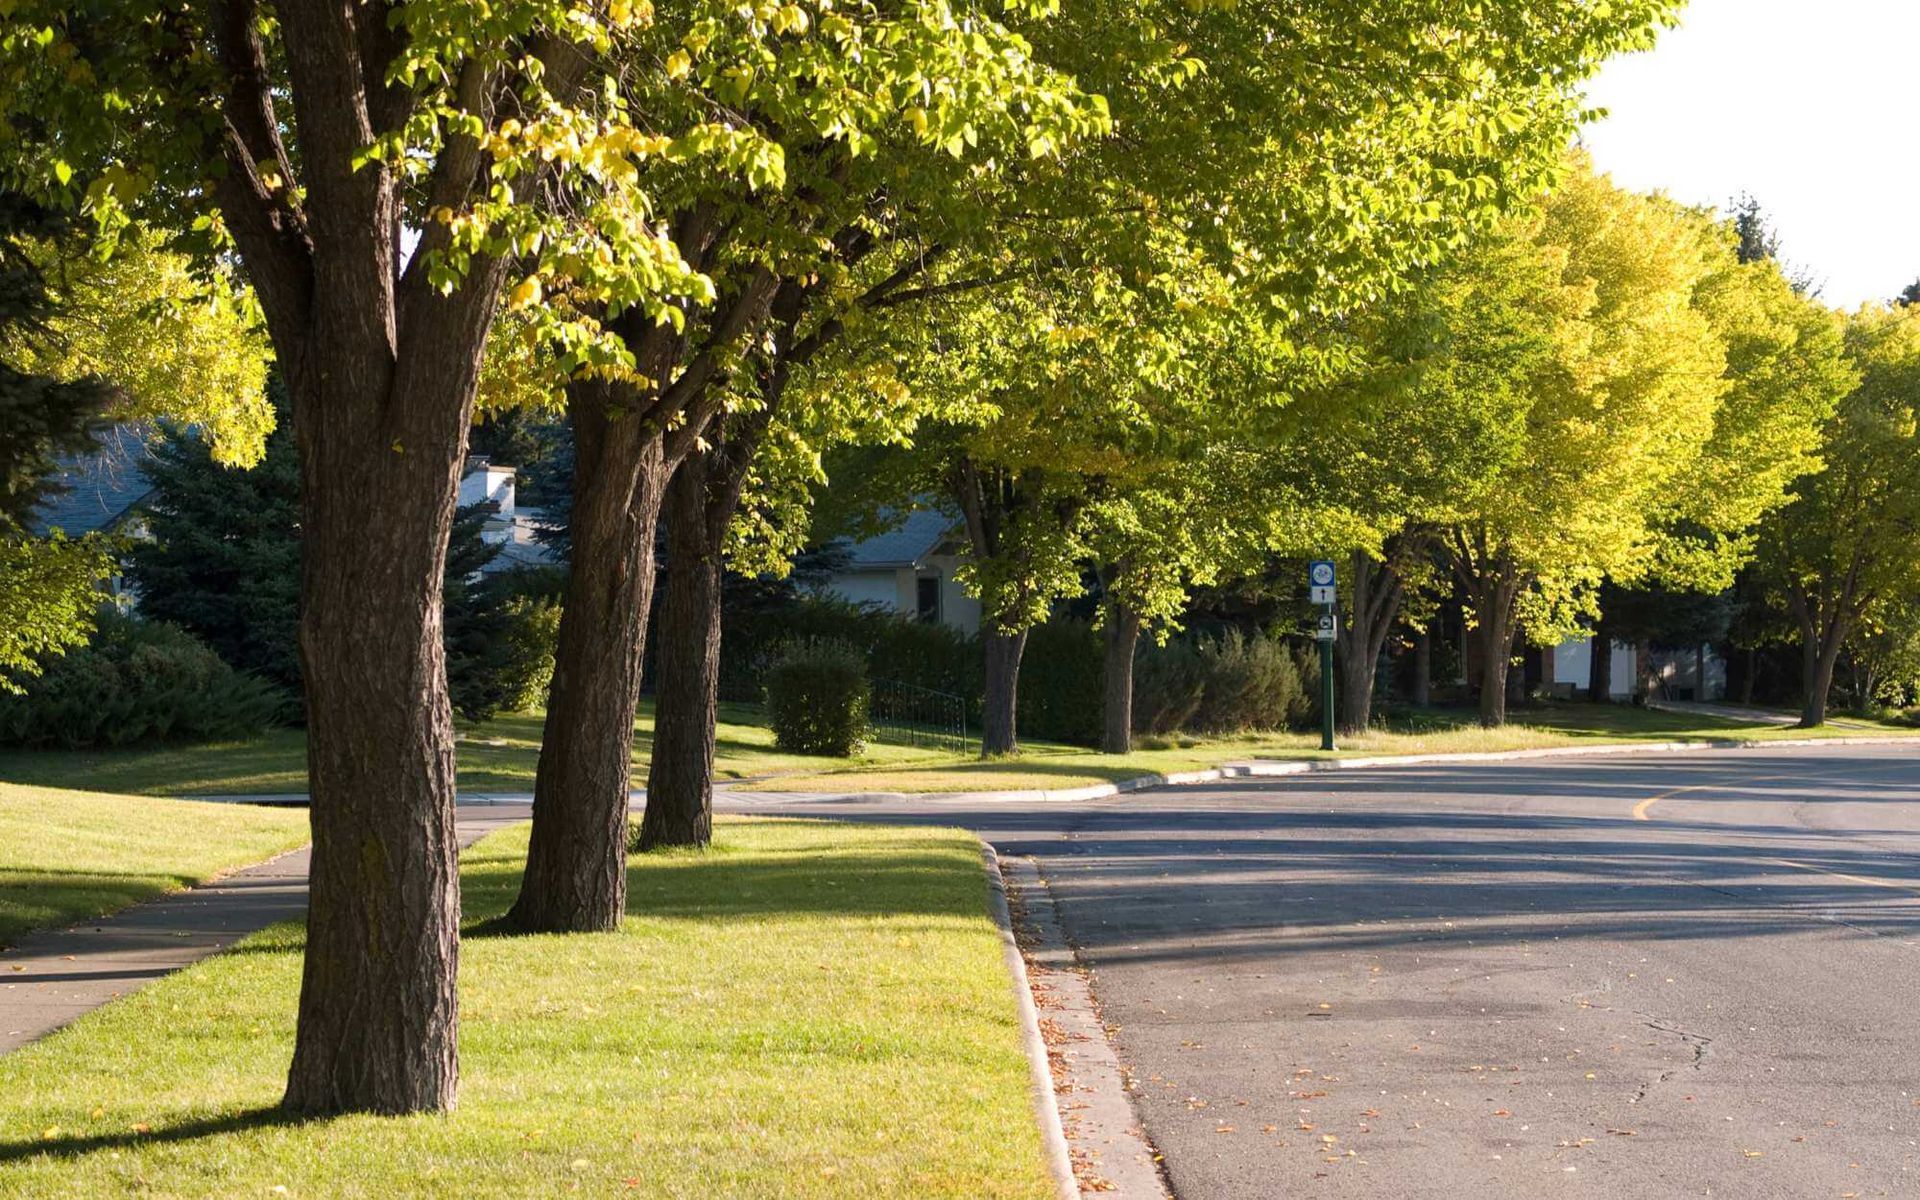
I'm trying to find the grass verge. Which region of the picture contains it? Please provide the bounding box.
[0,701,985,797]
[0,817,1051,1199]
[0,783,310,948]
[748,701,1920,793]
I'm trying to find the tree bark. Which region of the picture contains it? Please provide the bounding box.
[1802,633,1845,727]
[1101,604,1142,754]
[1739,646,1758,705]
[1588,629,1613,703]
[1335,548,1409,735]
[1475,585,1518,728]
[281,351,475,1116]
[1634,638,1658,704]
[508,395,669,932]
[1411,629,1431,707]
[639,450,727,851]
[982,627,1028,756]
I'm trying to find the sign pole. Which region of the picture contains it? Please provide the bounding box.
[1308,560,1338,752]
[1319,628,1336,752]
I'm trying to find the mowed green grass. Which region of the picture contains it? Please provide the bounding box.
[0,783,309,947]
[752,701,1920,793]
[0,702,979,798]
[0,818,1052,1199]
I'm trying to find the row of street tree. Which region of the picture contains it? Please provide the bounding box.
[9,0,1916,1123]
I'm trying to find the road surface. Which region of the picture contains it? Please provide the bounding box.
[730,743,1920,1198]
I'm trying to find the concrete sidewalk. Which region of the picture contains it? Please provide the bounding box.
[0,807,528,1055]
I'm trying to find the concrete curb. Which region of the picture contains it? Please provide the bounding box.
[181,734,1920,810]
[980,843,1078,1200]
[718,732,1920,807]
[1001,855,1172,1199]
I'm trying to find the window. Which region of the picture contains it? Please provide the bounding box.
[916,575,941,623]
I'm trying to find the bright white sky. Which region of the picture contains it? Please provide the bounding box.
[1579,0,1920,309]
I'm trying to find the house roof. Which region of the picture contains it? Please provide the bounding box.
[836,507,958,570]
[29,424,161,537]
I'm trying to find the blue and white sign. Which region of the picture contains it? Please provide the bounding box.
[1308,559,1337,605]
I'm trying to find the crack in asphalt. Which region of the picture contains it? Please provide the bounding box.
[1627,1013,1713,1104]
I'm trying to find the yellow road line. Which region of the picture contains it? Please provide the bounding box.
[1755,856,1920,897]
[1631,772,1798,822]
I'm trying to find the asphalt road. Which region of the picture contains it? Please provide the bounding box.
[728,743,1920,1199]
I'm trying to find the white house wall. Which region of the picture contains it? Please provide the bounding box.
[1552,636,1640,698]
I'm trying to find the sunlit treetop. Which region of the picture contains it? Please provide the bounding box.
[0,0,1104,386]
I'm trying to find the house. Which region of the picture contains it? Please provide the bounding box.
[456,455,556,574]
[28,424,161,542]
[1545,635,1723,702]
[30,431,553,577]
[812,508,982,634]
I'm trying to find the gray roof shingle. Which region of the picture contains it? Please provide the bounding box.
[29,424,160,537]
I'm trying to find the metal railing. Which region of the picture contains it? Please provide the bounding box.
[868,677,973,754]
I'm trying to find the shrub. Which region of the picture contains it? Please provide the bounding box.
[1133,637,1206,735]
[447,567,564,721]
[720,594,977,713]
[1016,620,1103,746]
[764,638,871,756]
[1189,629,1305,733]
[0,611,289,749]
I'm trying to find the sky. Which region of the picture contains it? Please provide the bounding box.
[1580,0,1920,309]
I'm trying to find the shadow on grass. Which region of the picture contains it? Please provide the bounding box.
[0,1105,320,1165]
[459,829,986,933]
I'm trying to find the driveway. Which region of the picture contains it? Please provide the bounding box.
[727,743,1920,1198]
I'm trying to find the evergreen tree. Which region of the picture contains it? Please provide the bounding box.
[126,382,301,691]
[130,389,514,715]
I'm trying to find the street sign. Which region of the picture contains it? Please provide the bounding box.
[1314,612,1336,642]
[1309,559,1337,605]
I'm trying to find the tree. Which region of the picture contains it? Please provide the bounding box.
[130,400,537,719]
[3,0,728,1110]
[1433,164,1731,725]
[494,0,1108,920]
[127,383,302,692]
[0,193,269,690]
[1755,304,1920,726]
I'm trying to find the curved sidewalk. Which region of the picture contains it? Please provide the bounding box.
[0,807,528,1055]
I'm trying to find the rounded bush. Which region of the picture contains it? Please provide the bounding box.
[0,610,290,749]
[763,638,871,756]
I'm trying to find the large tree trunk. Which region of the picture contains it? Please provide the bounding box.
[1475,586,1518,728]
[1334,546,1414,735]
[1800,623,1848,728]
[982,627,1027,756]
[1588,628,1613,703]
[1411,629,1431,707]
[1634,639,1658,704]
[281,327,488,1116]
[639,452,727,851]
[1101,604,1142,754]
[509,397,669,932]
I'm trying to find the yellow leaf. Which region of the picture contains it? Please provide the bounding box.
[666,50,692,81]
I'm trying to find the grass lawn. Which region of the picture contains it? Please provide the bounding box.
[749,701,1920,794]
[0,818,1051,1199]
[0,701,984,798]
[0,783,310,948]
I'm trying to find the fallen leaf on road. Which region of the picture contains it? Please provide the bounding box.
[1742,1150,1764,1159]
[1215,1125,1235,1134]
[1492,1110,1511,1118]
[1606,1129,1637,1137]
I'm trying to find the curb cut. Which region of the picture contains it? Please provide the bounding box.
[980,843,1078,1200]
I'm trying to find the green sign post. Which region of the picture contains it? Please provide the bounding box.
[1309,560,1337,751]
